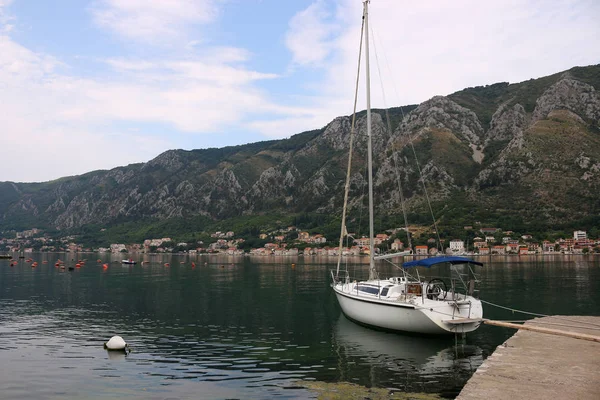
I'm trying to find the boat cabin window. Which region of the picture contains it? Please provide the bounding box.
[380,285,393,296]
[389,277,406,284]
[356,285,380,295]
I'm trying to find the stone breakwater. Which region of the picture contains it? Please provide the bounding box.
[457,316,600,400]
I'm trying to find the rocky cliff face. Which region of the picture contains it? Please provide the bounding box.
[477,76,600,187]
[484,103,527,146]
[399,96,484,146]
[1,65,599,232]
[532,76,600,124]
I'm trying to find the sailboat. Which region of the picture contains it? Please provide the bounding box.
[331,1,484,335]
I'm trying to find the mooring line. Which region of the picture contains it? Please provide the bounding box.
[481,299,600,328]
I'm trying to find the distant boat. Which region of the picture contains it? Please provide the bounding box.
[330,1,484,335]
[121,259,137,265]
[0,254,12,259]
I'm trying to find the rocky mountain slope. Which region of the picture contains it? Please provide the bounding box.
[1,65,599,235]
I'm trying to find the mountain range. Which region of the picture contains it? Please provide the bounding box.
[1,64,599,242]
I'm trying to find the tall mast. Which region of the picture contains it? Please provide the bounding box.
[364,0,376,281]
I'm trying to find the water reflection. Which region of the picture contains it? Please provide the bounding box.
[106,349,128,361]
[0,254,598,399]
[332,314,482,393]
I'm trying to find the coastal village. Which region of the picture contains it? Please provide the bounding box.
[3,227,599,256]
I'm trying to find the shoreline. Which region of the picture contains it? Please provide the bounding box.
[2,251,598,259]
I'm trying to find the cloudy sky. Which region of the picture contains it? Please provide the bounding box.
[1,0,598,182]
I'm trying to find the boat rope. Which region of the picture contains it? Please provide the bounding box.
[410,142,443,252]
[413,306,600,335]
[371,24,442,253]
[488,320,600,331]
[480,299,548,317]
[336,7,365,278]
[484,319,600,342]
[363,0,377,281]
[370,26,412,251]
[412,299,600,331]
[381,256,412,272]
[481,299,600,328]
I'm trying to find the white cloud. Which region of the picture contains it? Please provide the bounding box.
[1,0,600,183]
[285,0,339,67]
[0,0,15,32]
[0,0,14,12]
[91,0,218,43]
[0,37,168,182]
[256,0,600,140]
[247,111,334,139]
[51,56,281,133]
[0,33,286,181]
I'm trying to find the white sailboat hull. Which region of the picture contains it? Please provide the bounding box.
[333,283,483,335]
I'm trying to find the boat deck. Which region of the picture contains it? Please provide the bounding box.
[457,316,600,400]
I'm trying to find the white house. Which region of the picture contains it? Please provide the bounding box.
[415,245,428,255]
[449,239,465,253]
[390,239,404,251]
[574,231,587,240]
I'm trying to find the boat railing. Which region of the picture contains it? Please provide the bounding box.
[423,270,481,302]
[332,268,482,304]
[334,269,425,302]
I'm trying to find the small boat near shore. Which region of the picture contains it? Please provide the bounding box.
[0,254,12,259]
[121,259,137,265]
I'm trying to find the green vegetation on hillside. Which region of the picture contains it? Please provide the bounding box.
[449,64,600,131]
[1,65,599,245]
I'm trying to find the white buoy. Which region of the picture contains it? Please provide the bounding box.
[104,335,128,351]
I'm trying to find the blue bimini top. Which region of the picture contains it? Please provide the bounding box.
[402,256,484,268]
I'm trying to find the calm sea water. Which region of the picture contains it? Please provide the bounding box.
[0,254,598,399]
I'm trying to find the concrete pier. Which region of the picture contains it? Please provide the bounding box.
[457,316,600,400]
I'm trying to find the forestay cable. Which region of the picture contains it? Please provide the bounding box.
[336,7,366,277]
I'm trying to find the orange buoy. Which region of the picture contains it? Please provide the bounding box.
[55,263,60,267]
[97,259,102,263]
[102,263,108,269]
[75,263,81,268]
[191,262,196,268]
[164,263,170,267]
[32,262,38,267]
